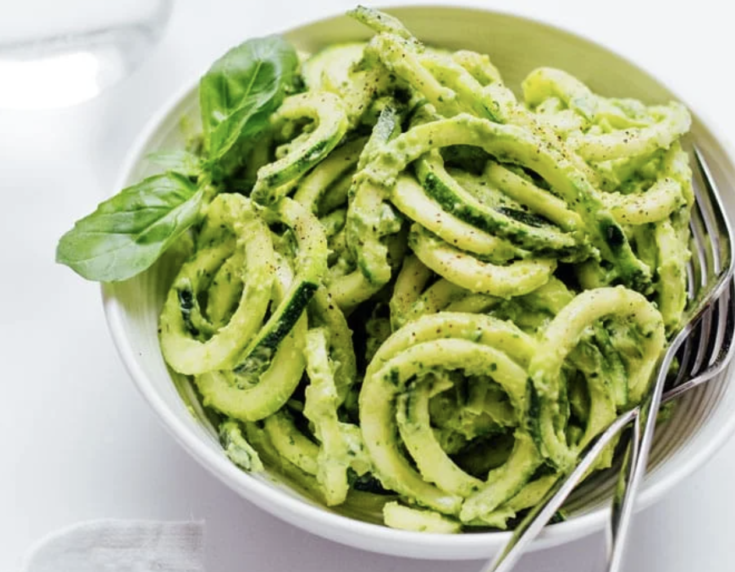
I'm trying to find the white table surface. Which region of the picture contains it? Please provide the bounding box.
[2,0,734,570]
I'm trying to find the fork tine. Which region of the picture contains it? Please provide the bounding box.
[670,321,700,388]
[687,169,718,373]
[670,258,700,389]
[693,147,734,275]
[664,280,735,403]
[692,148,727,271]
[688,199,708,291]
[689,301,713,374]
[707,293,729,368]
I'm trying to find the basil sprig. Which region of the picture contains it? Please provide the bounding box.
[56,36,299,282]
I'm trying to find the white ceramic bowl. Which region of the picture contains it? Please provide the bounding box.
[103,5,735,560]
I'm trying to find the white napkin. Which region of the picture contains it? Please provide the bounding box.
[22,519,206,572]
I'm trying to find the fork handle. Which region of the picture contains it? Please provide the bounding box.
[604,340,681,572]
[606,415,642,568]
[484,408,638,572]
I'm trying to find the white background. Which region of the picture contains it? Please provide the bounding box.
[2,0,734,570]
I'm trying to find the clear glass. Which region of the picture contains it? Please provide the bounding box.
[0,0,173,109]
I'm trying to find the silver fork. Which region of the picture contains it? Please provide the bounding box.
[482,146,735,572]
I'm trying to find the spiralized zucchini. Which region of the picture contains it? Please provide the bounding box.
[158,7,694,533]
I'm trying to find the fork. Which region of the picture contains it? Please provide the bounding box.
[482,145,735,572]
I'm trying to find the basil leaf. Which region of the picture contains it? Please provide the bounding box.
[56,173,204,282]
[199,35,299,162]
[147,150,202,178]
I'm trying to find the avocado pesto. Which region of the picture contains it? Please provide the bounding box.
[56,6,694,534]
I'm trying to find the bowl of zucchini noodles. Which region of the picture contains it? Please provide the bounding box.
[102,5,735,560]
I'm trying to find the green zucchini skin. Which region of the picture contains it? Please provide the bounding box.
[482,161,582,231]
[159,194,274,375]
[391,174,521,262]
[363,25,601,184]
[233,282,318,379]
[232,198,328,384]
[415,153,587,261]
[345,104,404,283]
[362,113,651,292]
[294,136,366,213]
[252,91,349,205]
[329,102,406,309]
[186,198,327,423]
[194,265,308,422]
[409,224,556,298]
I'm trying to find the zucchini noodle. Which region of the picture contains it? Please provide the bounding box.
[157,7,694,533]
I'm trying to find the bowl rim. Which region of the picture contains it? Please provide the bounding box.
[102,2,735,556]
